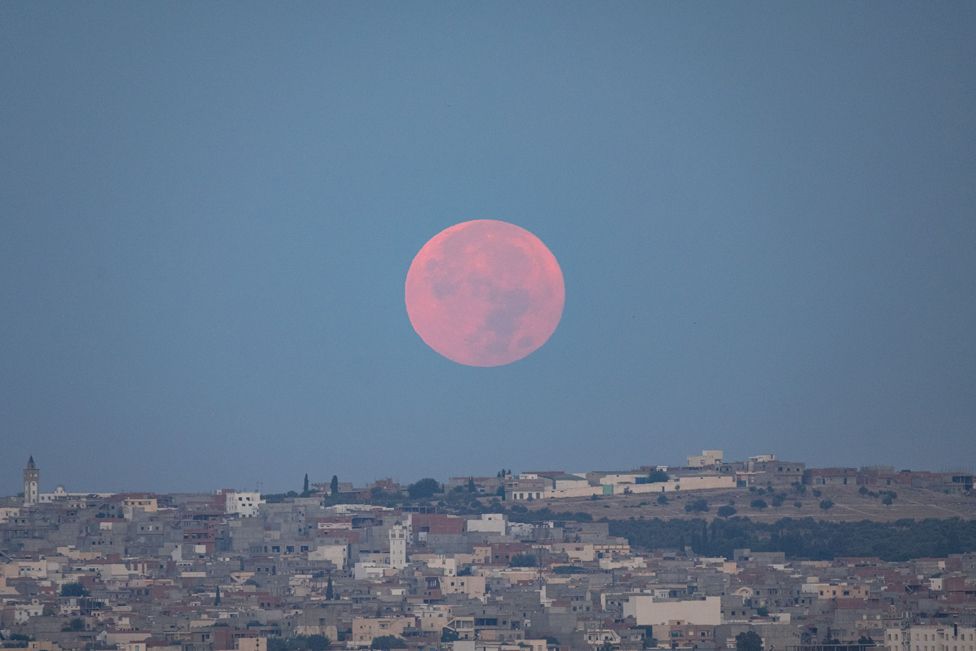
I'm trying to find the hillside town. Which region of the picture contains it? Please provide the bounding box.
[2,453,975,651]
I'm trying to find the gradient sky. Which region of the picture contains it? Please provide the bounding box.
[2,2,974,494]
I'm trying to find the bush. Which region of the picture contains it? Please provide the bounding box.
[60,583,88,597]
[370,636,406,649]
[440,629,459,643]
[685,498,709,513]
[610,516,976,562]
[736,630,763,651]
[717,505,737,518]
[66,617,85,632]
[656,494,669,505]
[819,499,834,510]
[510,553,538,567]
[750,499,768,510]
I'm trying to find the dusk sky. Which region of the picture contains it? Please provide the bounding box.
[2,2,974,493]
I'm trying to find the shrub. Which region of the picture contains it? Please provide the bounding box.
[684,498,709,513]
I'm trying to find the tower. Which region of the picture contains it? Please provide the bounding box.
[23,456,39,506]
[389,522,407,570]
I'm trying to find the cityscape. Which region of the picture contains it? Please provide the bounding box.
[2,451,975,650]
[3,3,974,651]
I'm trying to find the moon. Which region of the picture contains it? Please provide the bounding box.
[405,220,565,367]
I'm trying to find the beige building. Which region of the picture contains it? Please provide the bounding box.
[440,573,486,598]
[886,626,976,651]
[350,617,414,647]
[623,595,722,627]
[803,581,869,600]
[687,450,724,467]
[235,638,267,651]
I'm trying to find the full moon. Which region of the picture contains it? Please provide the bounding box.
[405,220,565,367]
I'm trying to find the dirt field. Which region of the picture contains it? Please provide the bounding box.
[520,484,976,522]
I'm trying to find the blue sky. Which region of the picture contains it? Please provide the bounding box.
[1,2,974,492]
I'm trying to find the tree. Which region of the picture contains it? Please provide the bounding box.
[325,576,334,600]
[510,553,538,567]
[647,470,669,483]
[66,618,85,632]
[736,630,763,651]
[717,505,736,518]
[750,499,768,510]
[467,478,476,493]
[819,499,834,510]
[656,493,669,505]
[61,583,88,597]
[685,498,709,513]
[303,473,310,495]
[370,636,407,649]
[268,635,330,651]
[441,628,460,643]
[330,475,339,496]
[214,586,221,606]
[408,478,441,499]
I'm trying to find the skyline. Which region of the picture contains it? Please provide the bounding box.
[2,2,975,493]
[5,449,975,497]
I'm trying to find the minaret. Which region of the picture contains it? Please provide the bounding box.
[23,456,39,507]
[389,523,407,570]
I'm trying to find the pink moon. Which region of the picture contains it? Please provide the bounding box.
[405,220,565,367]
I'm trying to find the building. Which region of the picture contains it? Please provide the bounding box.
[23,456,39,507]
[886,625,976,651]
[623,596,722,627]
[389,522,407,569]
[222,490,263,517]
[688,450,724,468]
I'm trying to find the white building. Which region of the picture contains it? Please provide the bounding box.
[353,561,387,581]
[389,522,407,569]
[23,457,39,506]
[224,491,263,517]
[466,513,506,535]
